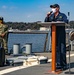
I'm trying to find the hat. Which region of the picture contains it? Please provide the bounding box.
[0,17,3,21]
[50,4,60,8]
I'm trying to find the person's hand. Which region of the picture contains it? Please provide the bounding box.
[1,33,5,38]
[47,12,52,17]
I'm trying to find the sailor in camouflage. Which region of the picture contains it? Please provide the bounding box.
[0,17,8,54]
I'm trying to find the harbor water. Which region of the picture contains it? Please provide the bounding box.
[8,32,51,53]
[8,29,71,53]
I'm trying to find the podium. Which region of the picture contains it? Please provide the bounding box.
[39,22,65,74]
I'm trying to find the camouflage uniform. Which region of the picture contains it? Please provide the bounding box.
[0,23,8,53]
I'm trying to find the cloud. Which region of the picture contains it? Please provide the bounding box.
[27,15,32,18]
[2,5,7,9]
[2,5,17,10]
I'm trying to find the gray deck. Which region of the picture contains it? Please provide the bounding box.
[0,51,74,75]
[4,63,74,75]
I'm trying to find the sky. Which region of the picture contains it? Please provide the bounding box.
[0,0,74,22]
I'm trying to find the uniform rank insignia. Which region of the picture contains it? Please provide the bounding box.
[59,16,62,18]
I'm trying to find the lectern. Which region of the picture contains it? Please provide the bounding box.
[39,22,65,74]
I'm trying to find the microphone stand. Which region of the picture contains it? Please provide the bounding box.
[68,12,71,74]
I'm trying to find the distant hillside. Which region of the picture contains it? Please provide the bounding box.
[5,22,41,30]
[4,21,74,30]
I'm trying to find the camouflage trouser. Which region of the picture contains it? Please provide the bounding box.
[3,39,8,53]
[0,38,8,53]
[0,38,3,47]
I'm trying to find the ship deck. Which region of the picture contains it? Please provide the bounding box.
[0,51,74,75]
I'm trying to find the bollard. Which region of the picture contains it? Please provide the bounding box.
[13,44,20,54]
[25,43,32,54]
[22,43,32,54]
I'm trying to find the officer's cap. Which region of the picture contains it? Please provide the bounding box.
[50,4,60,8]
[0,17,3,21]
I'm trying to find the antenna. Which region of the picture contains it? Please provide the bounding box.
[68,11,71,74]
[68,12,70,16]
[68,12,70,23]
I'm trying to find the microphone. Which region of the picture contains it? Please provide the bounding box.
[47,11,52,16]
[50,11,53,14]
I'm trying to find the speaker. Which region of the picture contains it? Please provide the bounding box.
[0,48,5,67]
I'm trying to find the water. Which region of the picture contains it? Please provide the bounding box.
[8,33,51,53]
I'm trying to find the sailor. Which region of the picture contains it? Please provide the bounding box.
[45,4,68,70]
[0,17,8,54]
